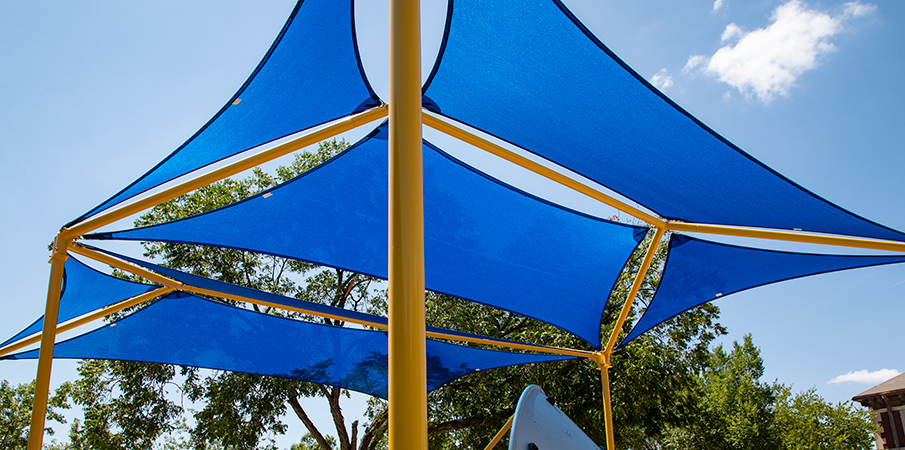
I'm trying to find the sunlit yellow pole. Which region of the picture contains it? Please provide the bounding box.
[72,243,598,360]
[0,287,173,358]
[61,106,387,240]
[27,235,71,450]
[599,356,614,450]
[387,0,426,448]
[599,227,665,450]
[482,415,514,450]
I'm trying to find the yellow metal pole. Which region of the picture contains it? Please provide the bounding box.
[666,221,905,253]
[423,112,666,228]
[598,227,664,450]
[72,244,597,360]
[387,0,426,447]
[604,227,665,353]
[0,287,173,358]
[599,355,615,450]
[27,235,71,450]
[482,415,514,450]
[425,112,905,255]
[62,106,387,240]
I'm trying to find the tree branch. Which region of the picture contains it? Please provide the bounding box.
[287,395,331,450]
[427,408,515,437]
[328,386,352,450]
[359,408,388,450]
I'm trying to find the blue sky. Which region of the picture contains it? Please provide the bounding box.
[1,0,903,445]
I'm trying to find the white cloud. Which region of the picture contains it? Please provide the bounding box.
[688,0,876,103]
[684,55,707,73]
[713,0,726,12]
[843,2,877,18]
[721,23,744,42]
[650,68,674,92]
[828,368,900,385]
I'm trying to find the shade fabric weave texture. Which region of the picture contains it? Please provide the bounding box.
[5,292,574,399]
[422,0,905,242]
[620,235,905,345]
[86,125,646,347]
[71,0,380,225]
[1,256,156,349]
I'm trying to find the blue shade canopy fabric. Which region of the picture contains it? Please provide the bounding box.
[422,0,905,242]
[85,245,542,348]
[1,256,156,348]
[619,235,905,346]
[71,0,380,226]
[5,293,574,398]
[86,126,646,347]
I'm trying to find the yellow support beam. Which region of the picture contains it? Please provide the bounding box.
[0,287,173,358]
[604,227,666,353]
[599,227,665,450]
[599,355,615,450]
[423,112,666,228]
[27,235,71,450]
[388,0,427,446]
[71,244,597,360]
[424,112,905,255]
[666,221,905,253]
[482,415,514,450]
[61,106,387,240]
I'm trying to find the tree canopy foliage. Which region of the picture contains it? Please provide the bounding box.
[3,139,877,449]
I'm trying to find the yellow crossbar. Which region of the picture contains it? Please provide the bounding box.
[70,244,596,360]
[423,112,665,227]
[0,287,173,357]
[666,221,905,253]
[61,106,387,240]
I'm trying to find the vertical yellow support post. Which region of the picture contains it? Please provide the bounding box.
[387,0,426,448]
[598,354,614,450]
[600,227,666,450]
[27,234,71,450]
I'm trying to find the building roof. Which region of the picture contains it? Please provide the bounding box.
[853,373,905,406]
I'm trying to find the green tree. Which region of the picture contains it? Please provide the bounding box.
[420,231,728,450]
[662,334,782,449]
[49,137,861,450]
[775,386,875,450]
[56,140,390,450]
[660,334,876,450]
[291,433,337,450]
[0,379,68,450]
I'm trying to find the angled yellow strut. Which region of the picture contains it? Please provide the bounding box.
[599,227,666,450]
[0,287,173,358]
[27,235,70,450]
[61,106,387,241]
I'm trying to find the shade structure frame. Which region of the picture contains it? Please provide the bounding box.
[618,233,905,348]
[0,287,175,358]
[22,0,905,448]
[68,0,384,227]
[60,105,388,242]
[27,235,70,450]
[423,110,905,255]
[421,0,905,244]
[68,243,600,361]
[8,291,580,401]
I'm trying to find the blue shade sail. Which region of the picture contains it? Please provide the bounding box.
[619,235,905,346]
[84,245,538,348]
[422,0,905,242]
[5,293,575,398]
[86,127,646,347]
[71,0,380,226]
[1,256,156,348]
